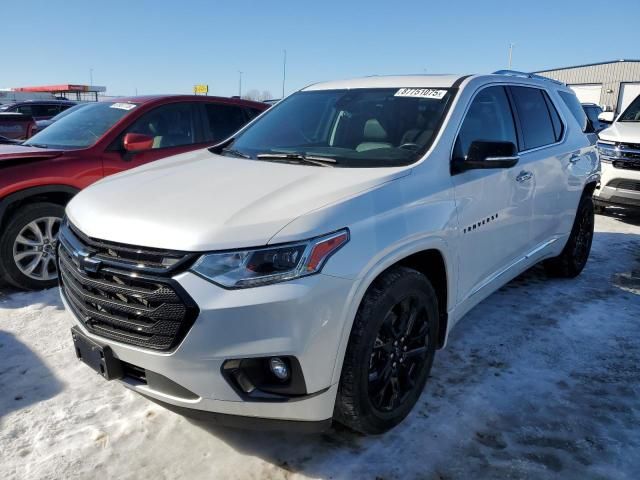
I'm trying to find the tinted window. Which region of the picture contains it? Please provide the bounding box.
[454,86,517,158]
[244,107,263,120]
[17,104,61,117]
[558,91,589,132]
[204,104,248,141]
[510,87,557,150]
[543,93,564,141]
[126,103,196,149]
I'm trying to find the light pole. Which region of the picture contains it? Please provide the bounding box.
[238,71,243,98]
[282,49,287,99]
[89,68,94,87]
[508,43,515,69]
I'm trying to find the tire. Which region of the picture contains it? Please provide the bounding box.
[544,194,594,278]
[0,202,65,290]
[334,266,439,434]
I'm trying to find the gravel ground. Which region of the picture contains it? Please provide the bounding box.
[1,211,639,480]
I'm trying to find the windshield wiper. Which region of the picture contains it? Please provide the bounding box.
[256,152,337,167]
[24,143,49,149]
[221,147,251,159]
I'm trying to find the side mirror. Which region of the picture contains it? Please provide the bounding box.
[598,112,615,124]
[452,140,519,174]
[123,133,153,153]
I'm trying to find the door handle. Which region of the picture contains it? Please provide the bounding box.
[516,171,533,183]
[569,153,581,164]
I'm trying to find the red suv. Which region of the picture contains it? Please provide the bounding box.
[0,95,268,290]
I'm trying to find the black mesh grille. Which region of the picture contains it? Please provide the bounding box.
[58,222,199,351]
[608,179,640,192]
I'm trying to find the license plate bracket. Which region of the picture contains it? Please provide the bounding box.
[71,327,123,380]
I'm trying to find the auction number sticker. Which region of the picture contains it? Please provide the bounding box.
[394,88,447,99]
[110,103,137,110]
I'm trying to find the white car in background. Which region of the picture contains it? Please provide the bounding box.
[596,94,640,211]
[59,72,599,434]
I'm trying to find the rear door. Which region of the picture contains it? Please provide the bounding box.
[201,103,253,143]
[508,86,567,248]
[452,85,535,302]
[101,102,205,176]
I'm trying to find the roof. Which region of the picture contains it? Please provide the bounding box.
[100,94,268,109]
[6,99,76,106]
[534,59,640,73]
[302,74,464,91]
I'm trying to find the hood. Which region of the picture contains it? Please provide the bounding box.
[598,122,640,144]
[67,149,409,251]
[0,144,64,163]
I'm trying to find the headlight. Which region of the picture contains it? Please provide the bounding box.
[596,141,619,162]
[191,229,349,288]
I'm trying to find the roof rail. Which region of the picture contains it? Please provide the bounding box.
[492,70,565,86]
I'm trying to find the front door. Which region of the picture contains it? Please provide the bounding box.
[451,85,535,303]
[102,102,203,176]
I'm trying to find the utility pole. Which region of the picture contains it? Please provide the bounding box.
[89,68,94,87]
[508,43,515,69]
[282,49,287,99]
[238,71,243,98]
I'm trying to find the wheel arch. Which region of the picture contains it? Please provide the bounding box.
[0,185,79,230]
[330,240,453,386]
[583,180,597,198]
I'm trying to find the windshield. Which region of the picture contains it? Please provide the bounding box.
[49,102,91,122]
[619,95,640,122]
[224,88,455,167]
[23,102,137,149]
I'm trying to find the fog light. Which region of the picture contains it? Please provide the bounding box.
[269,357,290,381]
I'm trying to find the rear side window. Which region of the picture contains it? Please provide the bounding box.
[454,86,517,159]
[204,104,248,141]
[18,104,61,117]
[543,93,564,141]
[558,91,590,132]
[510,86,557,150]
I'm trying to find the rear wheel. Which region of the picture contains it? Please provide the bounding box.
[544,194,594,278]
[0,203,64,290]
[335,266,439,434]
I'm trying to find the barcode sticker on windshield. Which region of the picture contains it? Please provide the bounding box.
[394,88,447,99]
[110,103,137,111]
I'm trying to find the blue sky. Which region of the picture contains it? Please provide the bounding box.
[2,0,639,98]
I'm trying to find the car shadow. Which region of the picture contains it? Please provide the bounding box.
[0,330,64,420]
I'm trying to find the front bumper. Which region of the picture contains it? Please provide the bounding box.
[594,161,640,209]
[63,271,356,424]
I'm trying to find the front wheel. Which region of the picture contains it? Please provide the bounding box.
[544,194,594,278]
[335,266,439,434]
[0,202,65,290]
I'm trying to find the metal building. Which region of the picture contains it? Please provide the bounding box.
[535,59,640,114]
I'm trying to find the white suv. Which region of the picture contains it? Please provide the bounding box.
[595,94,640,211]
[59,72,599,434]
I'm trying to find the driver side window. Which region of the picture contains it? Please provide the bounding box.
[455,86,517,159]
[125,103,196,149]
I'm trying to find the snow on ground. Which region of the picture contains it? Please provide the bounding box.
[1,212,639,480]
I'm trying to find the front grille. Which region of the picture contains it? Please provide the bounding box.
[58,222,199,351]
[612,159,640,171]
[615,143,640,163]
[608,179,640,192]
